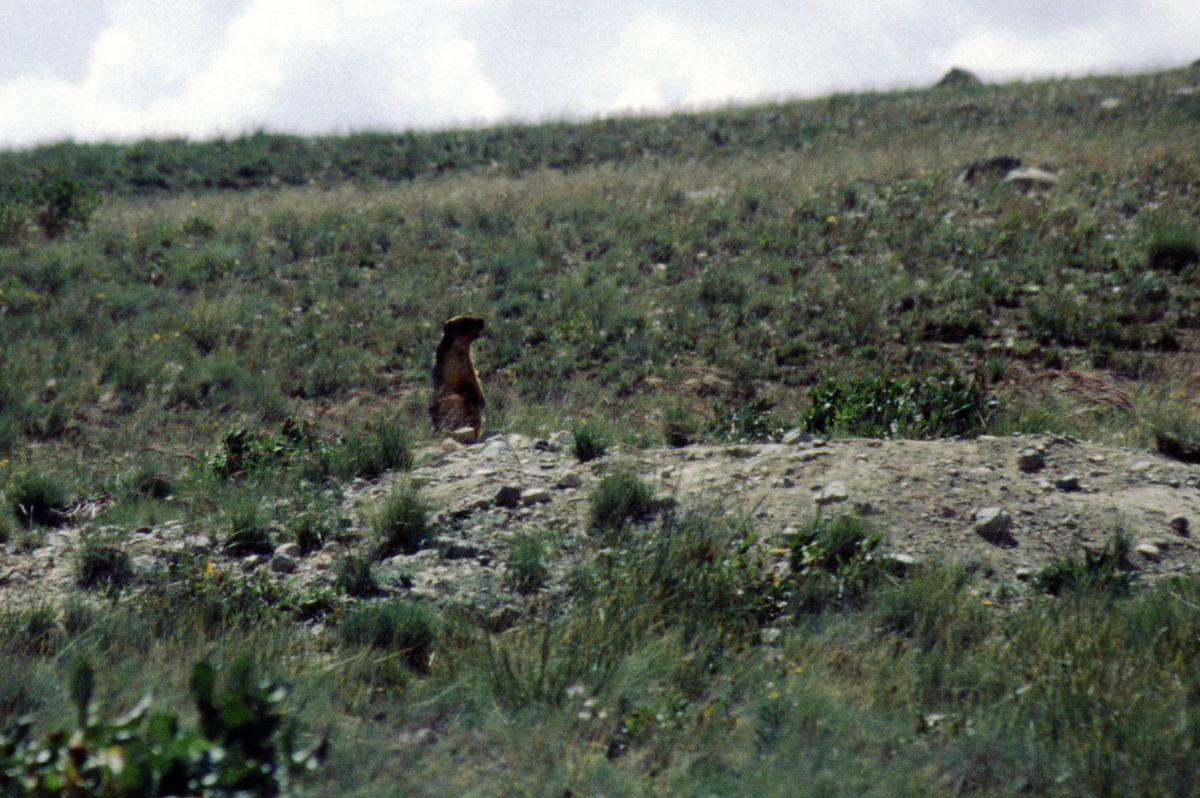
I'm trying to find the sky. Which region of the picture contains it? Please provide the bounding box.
[1,0,1197,148]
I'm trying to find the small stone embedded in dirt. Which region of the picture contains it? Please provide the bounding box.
[448,427,478,445]
[556,472,582,489]
[1170,517,1190,536]
[521,488,552,505]
[1054,475,1082,492]
[242,555,264,571]
[1018,449,1045,473]
[494,486,522,507]
[974,507,1016,546]
[270,553,298,573]
[274,542,300,559]
[481,438,511,459]
[1130,461,1153,474]
[815,481,849,506]
[1136,542,1162,561]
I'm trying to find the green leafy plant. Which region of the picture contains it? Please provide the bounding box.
[708,395,780,442]
[1035,533,1137,597]
[505,530,551,594]
[802,372,995,439]
[224,499,274,557]
[335,549,380,597]
[0,657,325,796]
[789,513,890,611]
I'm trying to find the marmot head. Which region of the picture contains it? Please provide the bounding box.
[442,315,485,341]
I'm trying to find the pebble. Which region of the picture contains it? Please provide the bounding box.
[1130,461,1153,474]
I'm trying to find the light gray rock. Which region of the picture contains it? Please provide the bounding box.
[1004,167,1059,189]
[815,481,848,506]
[974,507,1015,545]
[780,428,811,445]
[274,542,300,559]
[480,438,511,459]
[556,472,583,489]
[1135,542,1162,561]
[448,427,478,445]
[521,488,552,505]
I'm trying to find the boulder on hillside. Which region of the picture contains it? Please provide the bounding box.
[959,155,1022,184]
[936,67,982,88]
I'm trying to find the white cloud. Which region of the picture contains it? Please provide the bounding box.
[0,0,505,146]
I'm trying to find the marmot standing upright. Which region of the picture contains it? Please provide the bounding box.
[429,315,486,441]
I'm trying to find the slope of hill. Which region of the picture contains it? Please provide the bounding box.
[1,65,1199,795]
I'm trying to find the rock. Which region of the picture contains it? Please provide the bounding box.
[974,507,1016,546]
[1004,167,1059,189]
[480,438,511,459]
[270,553,298,573]
[885,553,919,574]
[1017,449,1045,473]
[1015,567,1034,582]
[935,67,981,88]
[1170,516,1190,536]
[1130,461,1153,474]
[556,472,583,489]
[1054,474,1082,492]
[960,155,1021,183]
[815,481,849,506]
[1135,542,1162,561]
[493,486,522,507]
[241,555,264,571]
[780,428,812,445]
[1099,97,1122,110]
[274,542,300,559]
[448,427,478,444]
[521,488,552,505]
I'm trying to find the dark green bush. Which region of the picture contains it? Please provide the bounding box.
[29,166,101,239]
[802,372,995,439]
[506,531,551,594]
[224,499,274,557]
[323,419,413,480]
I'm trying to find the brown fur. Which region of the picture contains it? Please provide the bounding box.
[429,316,486,440]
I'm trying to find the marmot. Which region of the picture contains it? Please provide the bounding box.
[429,315,486,441]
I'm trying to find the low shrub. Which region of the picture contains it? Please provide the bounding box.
[76,541,134,590]
[789,513,891,612]
[1035,533,1137,596]
[335,550,380,597]
[224,499,274,557]
[802,372,995,439]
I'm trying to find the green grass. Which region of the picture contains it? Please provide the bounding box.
[373,482,432,556]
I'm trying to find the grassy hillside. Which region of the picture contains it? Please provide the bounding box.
[2,66,1200,795]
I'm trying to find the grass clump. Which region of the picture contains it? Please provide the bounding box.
[223,499,274,557]
[373,482,431,556]
[1146,224,1200,273]
[571,420,608,462]
[336,599,438,672]
[7,471,69,528]
[1035,533,1137,596]
[76,541,134,590]
[323,419,414,480]
[802,372,995,439]
[589,471,659,537]
[505,530,551,594]
[335,549,380,597]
